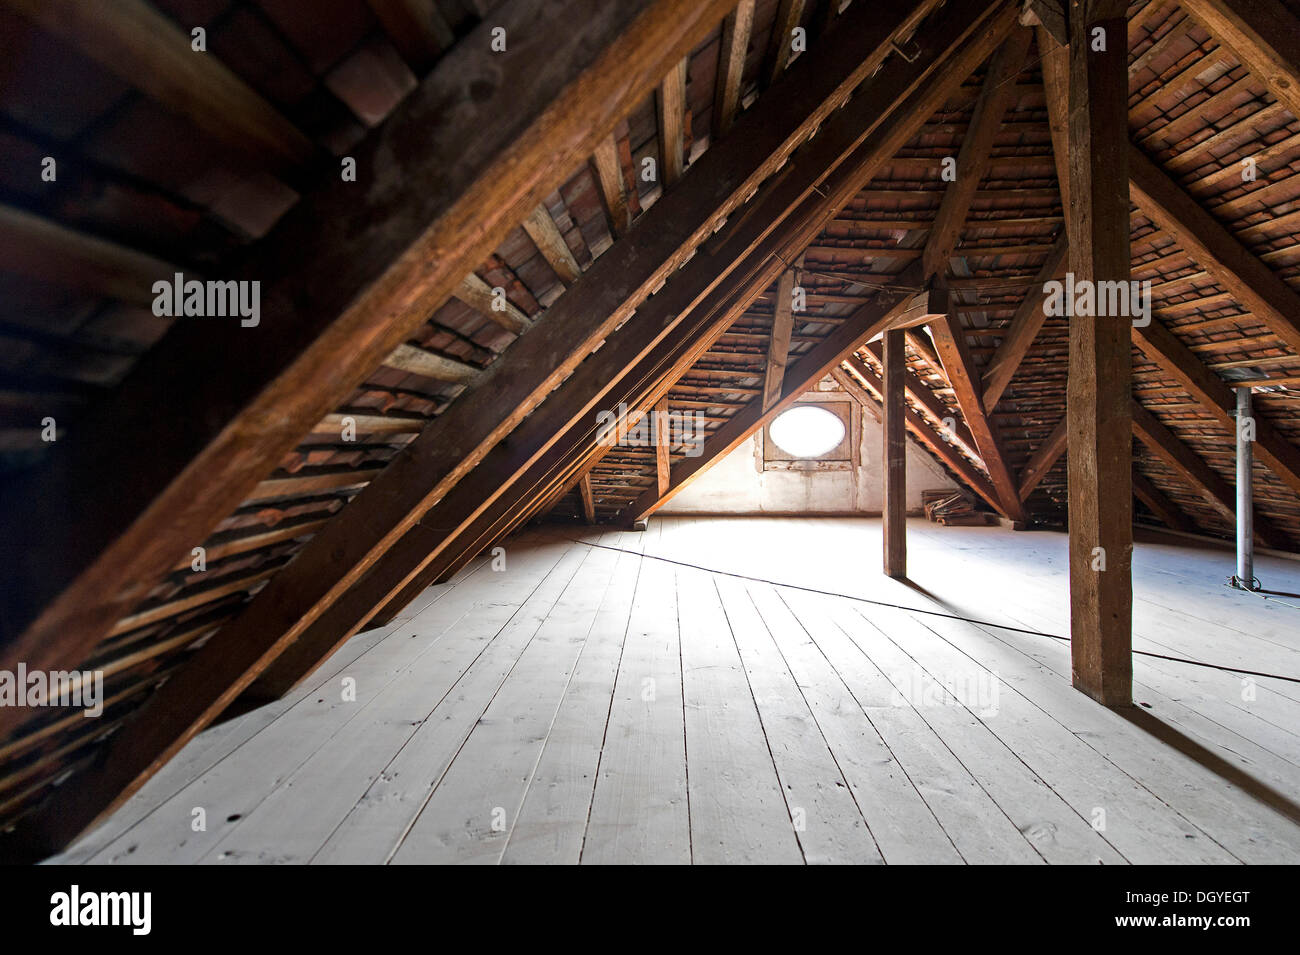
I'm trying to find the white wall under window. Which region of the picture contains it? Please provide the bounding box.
[659,376,958,516]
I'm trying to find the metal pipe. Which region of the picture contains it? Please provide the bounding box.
[1236,386,1254,590]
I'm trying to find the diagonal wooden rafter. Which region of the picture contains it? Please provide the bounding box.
[1129,397,1284,547]
[1132,317,1300,496]
[762,266,799,411]
[1128,143,1300,358]
[855,347,981,460]
[591,134,633,238]
[3,0,974,856]
[657,57,689,188]
[1016,413,1066,501]
[521,205,583,285]
[0,0,737,744]
[763,0,807,88]
[930,311,1028,521]
[1131,470,1194,534]
[980,232,1068,412]
[922,28,1033,278]
[1179,0,1300,124]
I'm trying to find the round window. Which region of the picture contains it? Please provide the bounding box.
[768,405,846,458]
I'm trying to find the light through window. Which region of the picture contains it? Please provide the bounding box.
[768,405,846,458]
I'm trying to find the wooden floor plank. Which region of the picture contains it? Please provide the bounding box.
[581,556,689,863]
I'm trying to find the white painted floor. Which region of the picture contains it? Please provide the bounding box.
[50,517,1300,864]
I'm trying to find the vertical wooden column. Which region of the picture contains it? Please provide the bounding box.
[882,328,907,578]
[1066,0,1132,707]
[655,397,671,497]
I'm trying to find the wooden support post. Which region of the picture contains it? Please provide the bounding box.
[882,328,907,579]
[1065,0,1132,707]
[579,473,597,524]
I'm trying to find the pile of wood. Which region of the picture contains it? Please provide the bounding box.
[922,489,990,526]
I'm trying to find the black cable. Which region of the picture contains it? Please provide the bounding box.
[568,537,1300,686]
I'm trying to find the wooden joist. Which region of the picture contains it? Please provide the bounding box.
[454,273,532,335]
[763,0,807,87]
[882,329,907,578]
[1064,0,1132,708]
[713,0,756,139]
[521,205,583,285]
[657,57,688,188]
[1132,318,1300,495]
[1,0,315,172]
[0,0,734,744]
[383,343,478,384]
[590,135,633,237]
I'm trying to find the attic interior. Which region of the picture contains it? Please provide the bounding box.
[0,0,1299,869]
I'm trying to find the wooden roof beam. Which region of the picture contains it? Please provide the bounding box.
[922,28,1033,279]
[1129,397,1283,547]
[1016,414,1066,500]
[930,312,1028,521]
[713,0,756,139]
[521,205,582,285]
[1132,318,1300,495]
[1180,0,1300,123]
[1131,470,1194,534]
[657,57,688,188]
[1128,143,1300,358]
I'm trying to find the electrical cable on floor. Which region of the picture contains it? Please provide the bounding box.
[568,537,1300,686]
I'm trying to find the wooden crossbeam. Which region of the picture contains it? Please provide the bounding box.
[1132,318,1300,495]
[1180,0,1300,123]
[1017,415,1066,500]
[980,232,1068,412]
[930,312,1027,521]
[365,0,455,73]
[591,135,633,237]
[1130,398,1284,546]
[1131,470,1194,534]
[1022,0,1067,45]
[1128,144,1300,357]
[922,28,1033,278]
[713,0,756,138]
[657,57,688,188]
[882,328,908,577]
[2,0,952,855]
[763,0,807,87]
[1065,0,1132,708]
[383,343,478,384]
[0,0,735,743]
[521,205,582,285]
[453,273,532,334]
